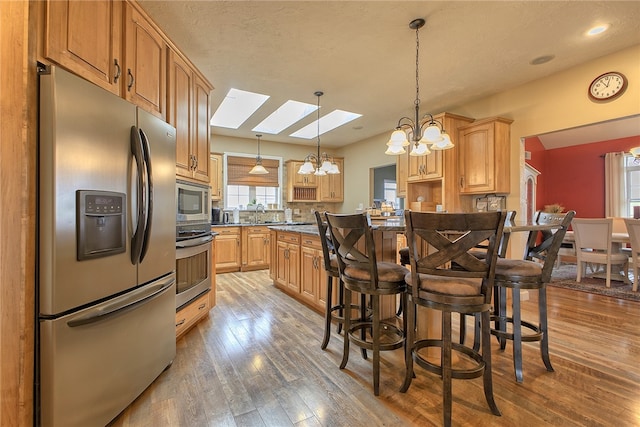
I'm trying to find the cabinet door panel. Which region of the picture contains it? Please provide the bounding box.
[45,0,121,95]
[124,4,165,117]
[192,76,211,182]
[168,51,193,179]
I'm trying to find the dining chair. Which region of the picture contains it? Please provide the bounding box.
[324,212,408,396]
[314,211,368,351]
[623,218,640,292]
[571,217,629,288]
[401,210,506,426]
[491,210,575,383]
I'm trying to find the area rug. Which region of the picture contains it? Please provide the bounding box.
[550,263,640,302]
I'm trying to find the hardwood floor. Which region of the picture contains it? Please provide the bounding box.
[111,270,640,426]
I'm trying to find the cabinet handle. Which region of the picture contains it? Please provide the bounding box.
[114,59,121,82]
[198,303,206,310]
[127,68,134,91]
[176,319,186,327]
[460,176,464,188]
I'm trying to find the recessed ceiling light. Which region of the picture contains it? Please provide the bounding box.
[587,25,608,36]
[210,88,269,129]
[530,55,555,65]
[252,100,318,134]
[290,110,362,139]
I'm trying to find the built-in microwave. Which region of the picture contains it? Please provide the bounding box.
[176,180,211,225]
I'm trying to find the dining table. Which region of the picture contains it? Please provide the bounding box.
[561,230,631,284]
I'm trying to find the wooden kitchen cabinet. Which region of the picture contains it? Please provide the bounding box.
[300,235,323,308]
[210,153,223,201]
[408,150,443,182]
[241,226,271,271]
[396,150,408,198]
[43,0,123,96]
[318,158,344,202]
[269,229,278,280]
[175,290,211,339]
[458,117,513,195]
[286,160,318,202]
[169,48,212,183]
[123,2,166,118]
[212,226,241,273]
[275,232,300,294]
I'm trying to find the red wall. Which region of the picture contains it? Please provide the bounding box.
[525,135,640,218]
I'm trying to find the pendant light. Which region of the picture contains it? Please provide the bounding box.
[249,134,268,174]
[386,18,453,156]
[298,91,340,176]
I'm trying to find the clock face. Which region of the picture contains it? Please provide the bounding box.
[589,72,627,101]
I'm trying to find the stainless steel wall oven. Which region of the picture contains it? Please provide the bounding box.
[176,231,212,309]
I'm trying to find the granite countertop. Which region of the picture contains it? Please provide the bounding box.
[211,222,311,228]
[267,218,406,235]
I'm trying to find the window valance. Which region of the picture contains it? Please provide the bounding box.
[227,156,279,187]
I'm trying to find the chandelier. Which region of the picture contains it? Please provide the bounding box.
[630,147,640,159]
[298,91,340,175]
[248,134,268,174]
[386,18,453,156]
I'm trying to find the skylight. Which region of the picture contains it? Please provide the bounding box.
[210,88,269,129]
[290,110,363,139]
[252,100,318,134]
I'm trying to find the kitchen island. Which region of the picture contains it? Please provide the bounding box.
[267,219,404,316]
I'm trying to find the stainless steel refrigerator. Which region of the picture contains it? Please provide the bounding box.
[37,66,177,427]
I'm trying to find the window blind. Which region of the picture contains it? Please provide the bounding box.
[227,156,279,187]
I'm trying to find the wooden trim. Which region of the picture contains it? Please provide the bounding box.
[0,1,37,425]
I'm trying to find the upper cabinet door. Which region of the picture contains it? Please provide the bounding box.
[192,75,211,183]
[167,50,193,179]
[44,0,122,95]
[123,3,166,118]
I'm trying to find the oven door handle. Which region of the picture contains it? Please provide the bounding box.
[176,234,213,248]
[67,278,175,328]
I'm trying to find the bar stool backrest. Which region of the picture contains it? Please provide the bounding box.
[324,212,379,288]
[529,210,576,281]
[314,210,337,276]
[404,211,507,305]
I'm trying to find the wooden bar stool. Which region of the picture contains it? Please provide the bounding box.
[314,211,367,354]
[491,210,575,383]
[401,210,506,426]
[325,212,408,396]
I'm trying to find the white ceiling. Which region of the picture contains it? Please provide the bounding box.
[138,1,640,148]
[536,114,640,150]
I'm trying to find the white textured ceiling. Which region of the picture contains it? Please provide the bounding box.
[138,1,640,148]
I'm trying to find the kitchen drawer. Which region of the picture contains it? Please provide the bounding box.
[212,226,241,235]
[175,291,210,339]
[246,225,269,234]
[278,232,301,244]
[301,235,321,250]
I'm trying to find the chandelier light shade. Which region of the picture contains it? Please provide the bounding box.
[298,91,340,176]
[630,147,640,159]
[386,18,454,156]
[249,134,269,174]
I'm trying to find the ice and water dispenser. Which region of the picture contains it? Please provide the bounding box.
[76,190,126,260]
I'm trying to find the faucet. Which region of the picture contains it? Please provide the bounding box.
[253,203,265,224]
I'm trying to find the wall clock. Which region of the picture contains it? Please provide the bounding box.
[588,71,628,101]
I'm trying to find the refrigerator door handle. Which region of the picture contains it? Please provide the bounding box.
[130,125,147,264]
[66,278,175,328]
[138,128,154,262]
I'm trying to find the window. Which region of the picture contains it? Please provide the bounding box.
[383,179,399,208]
[226,185,278,209]
[224,154,282,209]
[625,155,640,216]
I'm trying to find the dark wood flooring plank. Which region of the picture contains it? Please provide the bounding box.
[110,270,640,427]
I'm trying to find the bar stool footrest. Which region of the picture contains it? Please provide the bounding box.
[412,338,485,380]
[347,321,404,352]
[330,304,372,324]
[490,315,543,342]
